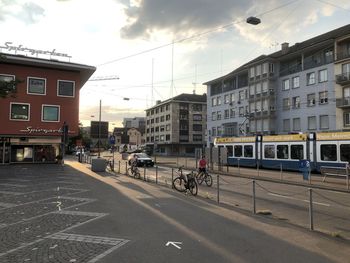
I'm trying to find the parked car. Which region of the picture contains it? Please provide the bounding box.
[127,153,154,167]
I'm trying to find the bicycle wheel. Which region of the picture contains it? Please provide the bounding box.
[173,177,186,192]
[205,174,213,187]
[134,169,141,179]
[127,167,133,176]
[188,179,198,196]
[197,173,204,185]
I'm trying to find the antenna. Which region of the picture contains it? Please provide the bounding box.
[192,64,198,94]
[170,40,174,98]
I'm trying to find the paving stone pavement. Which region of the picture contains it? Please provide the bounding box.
[0,164,129,262]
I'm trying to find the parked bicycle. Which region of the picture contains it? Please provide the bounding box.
[105,156,114,172]
[127,165,141,179]
[196,170,213,187]
[172,166,198,196]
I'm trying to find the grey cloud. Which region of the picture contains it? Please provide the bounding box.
[0,1,44,24]
[120,0,252,39]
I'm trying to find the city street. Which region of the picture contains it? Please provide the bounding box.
[0,161,349,262]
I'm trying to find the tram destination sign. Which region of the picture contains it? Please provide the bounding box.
[0,42,71,59]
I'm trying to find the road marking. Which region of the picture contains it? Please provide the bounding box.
[166,241,182,249]
[268,193,330,207]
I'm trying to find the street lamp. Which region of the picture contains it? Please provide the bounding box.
[246,16,261,25]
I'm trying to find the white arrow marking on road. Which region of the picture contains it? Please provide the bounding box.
[166,241,182,249]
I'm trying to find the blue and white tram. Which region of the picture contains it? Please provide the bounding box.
[260,134,307,171]
[214,136,258,168]
[311,132,350,171]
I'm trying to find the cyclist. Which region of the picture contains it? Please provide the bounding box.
[131,154,138,173]
[198,155,207,175]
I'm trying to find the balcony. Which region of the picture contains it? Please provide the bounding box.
[336,97,350,108]
[336,51,350,61]
[336,72,350,85]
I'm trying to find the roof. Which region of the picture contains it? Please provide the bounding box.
[203,24,350,85]
[0,52,96,86]
[146,93,207,111]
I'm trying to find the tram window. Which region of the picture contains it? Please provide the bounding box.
[226,146,233,157]
[234,145,242,157]
[320,144,337,161]
[244,145,253,158]
[277,145,289,159]
[264,145,275,159]
[291,145,304,159]
[340,144,350,162]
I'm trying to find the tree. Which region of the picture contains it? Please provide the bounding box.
[0,55,22,98]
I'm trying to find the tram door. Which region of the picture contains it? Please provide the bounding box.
[0,140,10,164]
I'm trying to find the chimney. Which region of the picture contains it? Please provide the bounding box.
[281,42,289,54]
[156,100,161,105]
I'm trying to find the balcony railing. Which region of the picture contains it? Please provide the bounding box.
[336,97,350,108]
[336,51,350,61]
[336,72,350,85]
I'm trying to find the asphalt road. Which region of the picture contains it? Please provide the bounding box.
[1,162,349,262]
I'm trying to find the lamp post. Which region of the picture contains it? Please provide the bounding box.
[98,99,101,158]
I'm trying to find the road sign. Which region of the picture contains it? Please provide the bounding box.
[109,135,116,145]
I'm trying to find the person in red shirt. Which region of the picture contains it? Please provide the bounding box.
[198,155,207,174]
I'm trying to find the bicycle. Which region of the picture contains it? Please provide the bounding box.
[127,165,141,179]
[105,157,114,172]
[172,166,198,196]
[196,170,213,187]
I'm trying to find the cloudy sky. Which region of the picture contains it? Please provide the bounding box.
[1,0,350,128]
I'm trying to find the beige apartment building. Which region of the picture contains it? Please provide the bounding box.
[145,93,207,156]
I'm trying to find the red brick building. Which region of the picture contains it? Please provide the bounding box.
[0,53,95,164]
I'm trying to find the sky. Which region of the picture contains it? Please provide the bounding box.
[1,0,350,129]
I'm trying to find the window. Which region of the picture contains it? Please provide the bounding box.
[212,127,217,136]
[212,112,216,121]
[256,65,261,76]
[155,108,159,114]
[57,80,75,97]
[244,145,253,158]
[160,135,164,141]
[160,116,165,122]
[282,79,290,90]
[308,116,317,130]
[320,115,329,129]
[166,104,170,111]
[192,104,202,111]
[249,67,255,78]
[320,144,337,161]
[10,103,30,121]
[234,145,242,157]
[0,74,15,94]
[340,144,350,162]
[230,93,235,103]
[166,114,170,121]
[256,83,262,94]
[166,124,170,131]
[291,145,304,159]
[193,124,202,131]
[292,76,300,89]
[166,134,170,141]
[344,112,350,126]
[239,90,245,101]
[27,77,46,95]
[217,111,222,120]
[230,109,235,118]
[262,81,268,93]
[211,97,216,106]
[277,145,289,159]
[217,96,222,105]
[318,69,328,82]
[307,93,316,107]
[269,63,274,73]
[319,91,328,104]
[160,125,165,132]
[293,118,301,131]
[283,98,290,110]
[193,114,202,121]
[292,96,300,109]
[224,94,230,104]
[193,134,202,141]
[264,145,275,159]
[306,72,315,85]
[342,63,350,74]
[217,126,223,136]
[155,117,159,123]
[262,63,268,75]
[249,85,255,96]
[239,107,244,116]
[42,105,59,122]
[224,109,229,119]
[283,119,290,132]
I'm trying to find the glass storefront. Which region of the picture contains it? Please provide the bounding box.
[10,145,59,163]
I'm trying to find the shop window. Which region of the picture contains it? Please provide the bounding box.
[10,103,30,121]
[57,80,75,97]
[42,105,60,122]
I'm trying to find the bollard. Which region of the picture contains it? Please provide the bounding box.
[217,175,220,203]
[308,166,311,184]
[156,166,158,184]
[252,180,256,214]
[144,166,146,181]
[125,161,128,175]
[171,168,174,189]
[280,163,283,180]
[118,160,120,174]
[227,165,229,173]
[309,188,314,230]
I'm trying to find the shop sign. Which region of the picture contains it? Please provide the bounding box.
[0,42,71,59]
[20,126,72,134]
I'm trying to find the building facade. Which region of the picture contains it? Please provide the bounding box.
[145,93,207,156]
[204,24,350,146]
[0,53,95,164]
